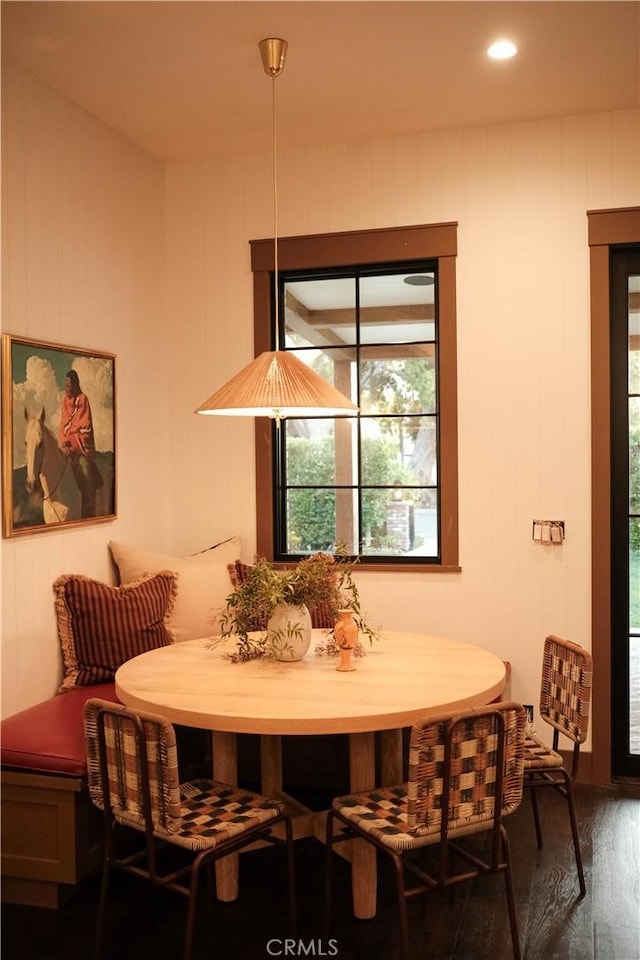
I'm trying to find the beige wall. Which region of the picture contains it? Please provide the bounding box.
[1,61,170,715]
[2,57,639,725]
[166,111,639,734]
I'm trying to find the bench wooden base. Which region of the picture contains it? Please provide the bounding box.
[1,769,103,908]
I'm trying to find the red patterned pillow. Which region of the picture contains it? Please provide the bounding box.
[227,559,253,589]
[54,572,177,691]
[308,599,335,629]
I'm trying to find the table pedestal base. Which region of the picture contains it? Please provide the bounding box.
[212,731,238,901]
[210,728,405,918]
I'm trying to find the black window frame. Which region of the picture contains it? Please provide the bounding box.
[275,259,440,563]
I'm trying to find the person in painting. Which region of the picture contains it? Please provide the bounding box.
[58,369,102,517]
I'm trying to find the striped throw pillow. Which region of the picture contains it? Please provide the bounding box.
[55,572,177,691]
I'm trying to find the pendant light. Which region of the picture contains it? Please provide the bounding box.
[195,38,358,426]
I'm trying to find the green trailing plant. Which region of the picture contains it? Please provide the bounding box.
[215,550,379,663]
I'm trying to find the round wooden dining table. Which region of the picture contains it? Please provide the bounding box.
[115,630,507,919]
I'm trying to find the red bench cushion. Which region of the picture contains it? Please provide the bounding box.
[0,683,119,776]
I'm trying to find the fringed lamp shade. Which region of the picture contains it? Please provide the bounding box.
[195,350,358,420]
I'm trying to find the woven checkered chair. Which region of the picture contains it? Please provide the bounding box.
[84,698,296,960]
[325,702,526,960]
[524,634,593,896]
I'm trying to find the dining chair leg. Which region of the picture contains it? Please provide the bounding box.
[500,826,521,960]
[392,854,412,960]
[183,860,202,960]
[420,848,431,918]
[284,818,298,936]
[561,770,586,896]
[94,861,111,960]
[528,778,544,849]
[324,811,336,942]
[527,773,585,896]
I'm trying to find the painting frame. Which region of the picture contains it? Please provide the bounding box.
[2,333,117,537]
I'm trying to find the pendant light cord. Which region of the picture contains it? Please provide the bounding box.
[271,73,280,353]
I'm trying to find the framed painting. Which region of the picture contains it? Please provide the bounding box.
[2,334,116,537]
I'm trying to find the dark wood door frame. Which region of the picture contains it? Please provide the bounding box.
[589,206,640,784]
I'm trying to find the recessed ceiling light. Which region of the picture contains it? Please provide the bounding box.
[487,39,518,60]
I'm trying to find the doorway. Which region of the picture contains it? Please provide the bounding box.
[589,206,640,785]
[611,247,640,779]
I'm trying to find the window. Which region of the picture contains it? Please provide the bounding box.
[251,223,459,571]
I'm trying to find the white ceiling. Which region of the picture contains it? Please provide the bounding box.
[2,1,639,163]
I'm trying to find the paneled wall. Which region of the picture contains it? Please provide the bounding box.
[1,61,170,715]
[2,54,639,725]
[166,110,639,728]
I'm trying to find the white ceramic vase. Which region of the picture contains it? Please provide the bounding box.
[266,603,312,661]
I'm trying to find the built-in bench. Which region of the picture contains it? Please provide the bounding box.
[0,683,213,909]
[1,683,119,908]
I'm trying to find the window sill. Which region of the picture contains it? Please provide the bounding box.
[353,562,462,574]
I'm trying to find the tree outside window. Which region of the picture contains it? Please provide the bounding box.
[281,267,438,559]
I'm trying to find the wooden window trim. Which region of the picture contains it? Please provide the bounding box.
[588,206,640,783]
[250,222,460,572]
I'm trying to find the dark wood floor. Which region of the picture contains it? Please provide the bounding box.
[2,783,639,960]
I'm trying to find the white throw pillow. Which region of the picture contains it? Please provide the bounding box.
[109,536,240,642]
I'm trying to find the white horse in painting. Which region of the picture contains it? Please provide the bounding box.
[24,408,81,524]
